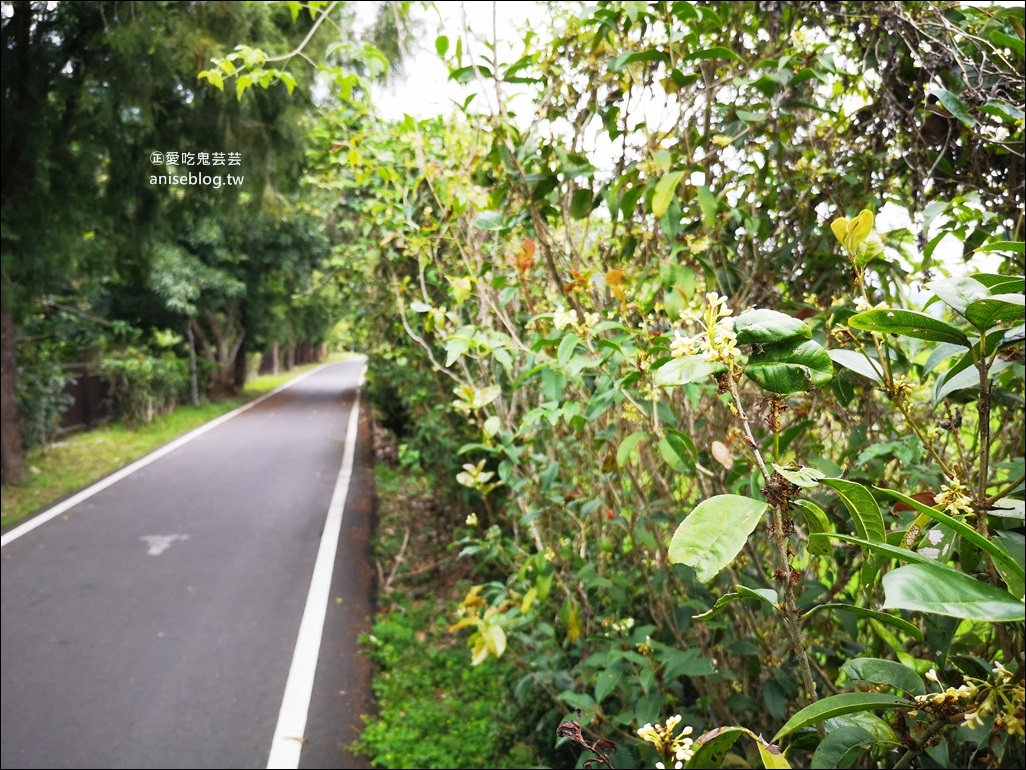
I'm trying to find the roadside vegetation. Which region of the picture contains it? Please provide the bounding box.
[0,359,347,529]
[4,2,1023,769]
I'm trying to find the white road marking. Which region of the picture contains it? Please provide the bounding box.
[266,368,364,770]
[140,534,190,555]
[0,362,356,549]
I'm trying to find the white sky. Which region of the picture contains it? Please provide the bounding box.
[367,1,534,120]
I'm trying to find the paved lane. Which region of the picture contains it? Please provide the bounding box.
[1,360,374,769]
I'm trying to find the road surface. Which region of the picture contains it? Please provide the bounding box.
[1,359,374,769]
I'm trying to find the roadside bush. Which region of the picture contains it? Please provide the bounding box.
[100,350,189,426]
[16,358,74,451]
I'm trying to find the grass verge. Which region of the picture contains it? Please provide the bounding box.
[1,356,356,529]
[353,458,550,769]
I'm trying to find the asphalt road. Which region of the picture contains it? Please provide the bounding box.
[1,360,375,769]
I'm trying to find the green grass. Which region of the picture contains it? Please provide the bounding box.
[1,356,357,529]
[355,596,540,770]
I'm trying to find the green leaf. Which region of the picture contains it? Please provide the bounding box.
[570,188,593,219]
[662,648,715,679]
[964,293,1025,331]
[993,535,1026,601]
[557,333,581,365]
[841,658,926,696]
[989,29,1025,57]
[668,495,768,583]
[687,727,787,770]
[973,240,1024,256]
[617,431,646,468]
[685,46,745,64]
[697,185,718,228]
[658,430,695,472]
[200,70,224,91]
[654,354,725,386]
[687,727,745,769]
[609,48,670,72]
[744,339,833,394]
[474,211,508,231]
[557,690,596,712]
[810,726,876,770]
[822,478,885,544]
[435,34,449,56]
[802,602,924,643]
[935,89,976,127]
[772,463,825,488]
[848,308,970,346]
[877,488,1025,583]
[792,500,831,556]
[828,348,883,384]
[882,563,1025,622]
[652,171,685,218]
[693,585,778,620]
[809,532,949,570]
[773,693,911,743]
[595,667,623,703]
[734,309,812,345]
[927,276,989,315]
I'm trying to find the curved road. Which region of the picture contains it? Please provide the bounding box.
[1,360,374,769]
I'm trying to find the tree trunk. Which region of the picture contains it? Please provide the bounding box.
[186,321,199,406]
[1,303,25,485]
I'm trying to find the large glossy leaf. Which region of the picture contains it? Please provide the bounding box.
[802,601,924,642]
[687,727,745,769]
[841,658,926,696]
[669,495,768,583]
[772,693,910,743]
[882,564,1025,622]
[878,488,1025,584]
[828,348,883,383]
[810,726,876,770]
[965,293,1025,331]
[792,500,831,555]
[654,354,725,386]
[687,727,788,770]
[822,479,886,572]
[848,309,970,347]
[734,309,811,345]
[926,276,989,315]
[809,532,948,570]
[745,339,833,394]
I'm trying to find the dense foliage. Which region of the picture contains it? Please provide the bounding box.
[300,2,1024,768]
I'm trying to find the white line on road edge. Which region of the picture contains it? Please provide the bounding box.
[266,367,364,770]
[0,360,361,549]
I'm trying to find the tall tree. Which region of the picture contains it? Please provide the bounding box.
[1,1,345,481]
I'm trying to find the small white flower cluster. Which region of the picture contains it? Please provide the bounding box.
[637,714,695,768]
[670,292,739,364]
[553,305,579,330]
[934,476,974,516]
[915,662,1024,737]
[610,617,635,634]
